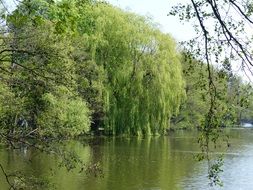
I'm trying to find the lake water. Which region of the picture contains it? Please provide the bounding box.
[0,129,253,190]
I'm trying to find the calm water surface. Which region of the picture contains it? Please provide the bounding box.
[0,129,253,190]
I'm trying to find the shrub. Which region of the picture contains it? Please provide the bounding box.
[38,86,91,137]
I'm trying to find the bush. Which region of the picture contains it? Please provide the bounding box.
[38,86,91,137]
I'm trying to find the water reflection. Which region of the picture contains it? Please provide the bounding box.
[179,129,253,190]
[0,129,253,190]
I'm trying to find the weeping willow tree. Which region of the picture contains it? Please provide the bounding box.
[82,4,186,135]
[0,0,185,136]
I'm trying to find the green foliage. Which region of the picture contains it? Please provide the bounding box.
[84,5,185,135]
[173,53,252,129]
[172,55,209,129]
[38,86,91,137]
[2,0,80,132]
[1,0,252,139]
[8,0,251,138]
[0,82,25,130]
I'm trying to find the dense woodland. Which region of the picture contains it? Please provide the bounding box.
[0,0,252,138]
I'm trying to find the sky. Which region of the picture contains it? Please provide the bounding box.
[106,0,195,42]
[106,0,253,82]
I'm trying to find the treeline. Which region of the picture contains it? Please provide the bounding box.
[172,54,253,129]
[0,0,251,137]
